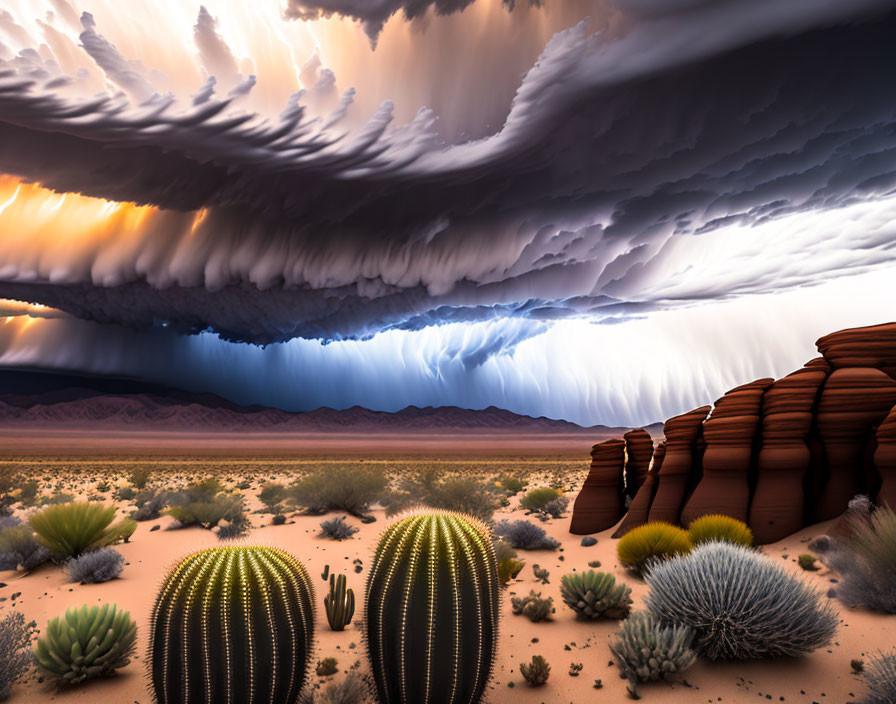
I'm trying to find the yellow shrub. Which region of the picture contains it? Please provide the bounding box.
[687,514,754,547]
[616,522,692,574]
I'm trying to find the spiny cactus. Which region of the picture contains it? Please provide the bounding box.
[150,545,314,704]
[365,511,499,704]
[325,573,355,631]
[559,570,632,620]
[33,604,136,684]
[609,611,696,697]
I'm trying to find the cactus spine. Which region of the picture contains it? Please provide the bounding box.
[149,545,314,704]
[365,511,500,704]
[325,573,355,631]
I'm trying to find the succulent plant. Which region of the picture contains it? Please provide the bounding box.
[510,590,554,622]
[520,655,550,686]
[645,542,838,660]
[325,573,355,631]
[365,511,499,704]
[33,604,136,684]
[150,545,315,704]
[609,611,696,697]
[559,570,632,620]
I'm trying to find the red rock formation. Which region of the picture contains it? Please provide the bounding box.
[814,367,896,521]
[623,428,654,500]
[681,379,774,526]
[612,441,664,538]
[648,406,711,524]
[569,438,626,534]
[873,405,896,508]
[749,360,829,544]
[817,322,896,380]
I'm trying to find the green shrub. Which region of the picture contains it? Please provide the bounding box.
[17,481,39,507]
[95,482,111,494]
[316,658,339,677]
[495,540,525,586]
[687,514,754,547]
[291,466,386,517]
[559,570,632,620]
[0,525,50,570]
[150,546,314,703]
[128,467,151,489]
[798,553,819,571]
[33,604,136,684]
[645,542,838,660]
[166,495,243,529]
[511,590,554,622]
[520,655,550,686]
[616,521,692,575]
[497,476,527,494]
[116,486,136,501]
[520,487,562,512]
[609,611,696,698]
[385,471,498,522]
[29,502,132,560]
[258,482,288,512]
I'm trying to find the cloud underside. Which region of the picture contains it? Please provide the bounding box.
[0,0,894,349]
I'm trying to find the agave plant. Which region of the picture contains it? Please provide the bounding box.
[29,502,132,560]
[559,570,632,620]
[33,604,136,684]
[609,611,696,697]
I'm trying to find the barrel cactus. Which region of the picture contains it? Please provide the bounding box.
[365,511,500,704]
[33,604,136,684]
[559,570,632,620]
[150,545,315,704]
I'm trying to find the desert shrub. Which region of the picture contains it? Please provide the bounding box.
[609,611,696,698]
[291,466,386,517]
[494,520,560,550]
[40,492,75,506]
[17,481,38,507]
[808,498,896,613]
[319,516,359,541]
[117,486,136,501]
[617,521,692,575]
[645,542,838,660]
[129,467,151,489]
[272,514,287,525]
[687,514,754,547]
[299,670,370,704]
[511,590,554,622]
[258,482,288,512]
[497,476,527,494]
[533,564,550,584]
[0,611,33,701]
[167,495,244,529]
[495,540,525,586]
[95,482,111,493]
[559,570,632,620]
[858,650,896,704]
[798,553,819,571]
[180,478,226,503]
[384,471,498,522]
[520,655,550,686]
[29,502,132,560]
[520,487,562,512]
[0,525,50,571]
[64,548,124,583]
[131,488,170,521]
[539,496,569,519]
[316,657,339,677]
[216,514,251,540]
[33,604,136,684]
[103,518,137,544]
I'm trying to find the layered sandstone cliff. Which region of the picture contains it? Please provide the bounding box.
[571,322,896,544]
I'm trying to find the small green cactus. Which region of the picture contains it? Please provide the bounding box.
[520,655,550,686]
[150,545,315,704]
[324,573,355,631]
[609,611,696,697]
[33,604,136,684]
[559,570,633,620]
[365,511,500,704]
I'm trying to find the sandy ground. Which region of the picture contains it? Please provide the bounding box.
[0,471,891,704]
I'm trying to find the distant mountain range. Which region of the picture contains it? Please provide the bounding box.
[0,370,643,435]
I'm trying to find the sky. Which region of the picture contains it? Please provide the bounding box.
[0,0,895,426]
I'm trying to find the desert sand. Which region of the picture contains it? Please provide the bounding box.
[0,457,890,704]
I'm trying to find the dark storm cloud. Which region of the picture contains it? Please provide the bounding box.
[0,0,896,344]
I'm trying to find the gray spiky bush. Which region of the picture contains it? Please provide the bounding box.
[0,611,33,701]
[559,570,632,620]
[64,547,124,583]
[33,604,136,684]
[859,650,896,704]
[609,611,696,697]
[493,520,560,550]
[645,542,838,660]
[0,525,49,571]
[320,516,359,541]
[365,511,500,704]
[808,498,896,613]
[299,669,371,704]
[150,545,315,704]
